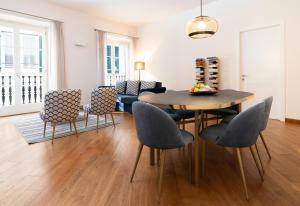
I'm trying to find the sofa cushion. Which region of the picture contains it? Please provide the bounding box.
[126,80,140,95]
[116,81,126,94]
[117,94,139,104]
[140,81,156,90]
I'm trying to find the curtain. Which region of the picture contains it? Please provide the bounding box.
[96,30,106,86]
[48,21,66,90]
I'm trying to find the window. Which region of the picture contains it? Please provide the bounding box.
[106,45,112,74]
[104,35,131,86]
[115,46,119,74]
[0,28,14,70]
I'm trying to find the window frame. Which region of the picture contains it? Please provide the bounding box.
[104,37,130,86]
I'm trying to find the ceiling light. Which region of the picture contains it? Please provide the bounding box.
[186,0,219,39]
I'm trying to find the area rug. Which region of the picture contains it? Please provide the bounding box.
[13,113,114,144]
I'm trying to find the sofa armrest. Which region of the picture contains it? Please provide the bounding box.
[139,87,166,94]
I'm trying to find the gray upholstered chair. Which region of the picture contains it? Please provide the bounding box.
[40,89,82,144]
[130,102,194,194]
[222,97,273,170]
[259,96,273,160]
[84,87,117,129]
[139,91,183,123]
[200,101,265,200]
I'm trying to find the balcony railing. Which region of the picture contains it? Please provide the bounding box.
[105,74,126,86]
[0,74,43,107]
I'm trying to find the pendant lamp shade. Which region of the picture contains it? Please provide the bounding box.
[186,16,218,39]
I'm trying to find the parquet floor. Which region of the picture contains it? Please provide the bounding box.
[0,113,300,206]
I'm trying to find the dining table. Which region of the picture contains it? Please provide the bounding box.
[138,89,254,186]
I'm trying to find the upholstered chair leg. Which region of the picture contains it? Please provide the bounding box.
[85,113,89,128]
[236,148,249,201]
[43,122,47,137]
[156,149,160,166]
[260,132,271,160]
[105,113,107,123]
[249,146,264,181]
[72,120,78,137]
[255,143,264,173]
[69,121,72,132]
[51,123,56,144]
[202,140,206,177]
[130,144,144,182]
[158,150,166,195]
[111,113,116,128]
[96,115,99,130]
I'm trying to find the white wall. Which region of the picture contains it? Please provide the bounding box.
[0,0,138,104]
[136,0,300,120]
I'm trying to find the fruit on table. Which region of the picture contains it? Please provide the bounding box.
[191,84,214,92]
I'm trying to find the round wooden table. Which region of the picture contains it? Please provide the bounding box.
[139,89,254,186]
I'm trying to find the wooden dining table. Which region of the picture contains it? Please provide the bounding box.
[138,89,254,186]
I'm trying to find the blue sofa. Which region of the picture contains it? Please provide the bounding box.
[116,81,166,113]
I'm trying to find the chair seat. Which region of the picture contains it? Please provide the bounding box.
[175,110,195,119]
[162,108,182,122]
[221,114,236,123]
[180,129,194,145]
[206,108,238,117]
[200,123,228,145]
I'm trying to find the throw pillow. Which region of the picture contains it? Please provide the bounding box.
[126,80,140,95]
[116,81,126,94]
[140,81,156,90]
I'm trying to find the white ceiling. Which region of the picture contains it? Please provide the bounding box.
[42,0,217,26]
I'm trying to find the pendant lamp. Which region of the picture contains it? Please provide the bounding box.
[186,0,219,39]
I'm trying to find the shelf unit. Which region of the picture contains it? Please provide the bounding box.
[206,57,219,90]
[195,58,205,84]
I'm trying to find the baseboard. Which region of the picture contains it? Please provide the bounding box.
[285,118,300,124]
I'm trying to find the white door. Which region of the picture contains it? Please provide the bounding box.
[240,24,284,121]
[0,21,47,116]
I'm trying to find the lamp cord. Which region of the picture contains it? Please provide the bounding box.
[200,0,203,16]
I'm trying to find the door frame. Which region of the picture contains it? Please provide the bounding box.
[0,19,48,117]
[236,22,286,121]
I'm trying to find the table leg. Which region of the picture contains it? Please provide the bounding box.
[194,110,203,186]
[237,103,242,113]
[150,148,155,166]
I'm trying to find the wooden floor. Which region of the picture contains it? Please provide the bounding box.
[0,113,300,206]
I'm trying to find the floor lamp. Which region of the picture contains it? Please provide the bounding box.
[134,61,145,81]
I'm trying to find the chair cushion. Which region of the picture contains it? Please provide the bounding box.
[126,80,140,95]
[116,81,127,94]
[200,123,228,144]
[168,113,182,122]
[117,94,138,104]
[175,110,195,119]
[221,114,236,123]
[206,108,238,117]
[162,108,182,122]
[180,129,194,145]
[140,81,156,90]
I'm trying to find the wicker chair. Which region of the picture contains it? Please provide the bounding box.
[84,87,117,129]
[40,89,82,144]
